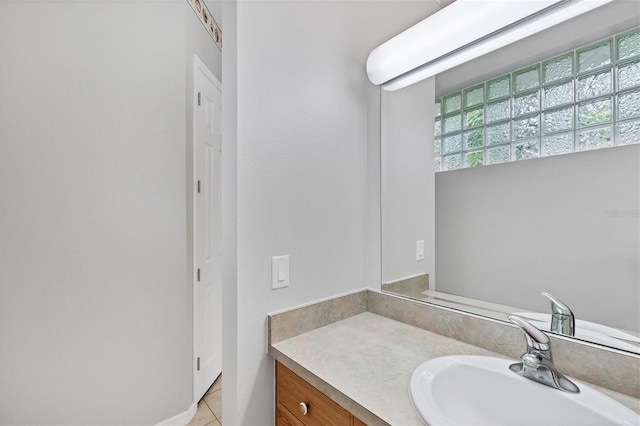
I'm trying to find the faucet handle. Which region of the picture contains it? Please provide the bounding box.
[541,292,575,336]
[508,314,551,358]
[508,314,580,393]
[540,292,573,316]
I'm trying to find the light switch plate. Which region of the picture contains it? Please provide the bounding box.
[416,240,425,261]
[272,255,289,289]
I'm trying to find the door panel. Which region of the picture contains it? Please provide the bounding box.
[193,55,222,402]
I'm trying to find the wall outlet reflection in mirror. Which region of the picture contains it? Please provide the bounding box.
[416,240,425,261]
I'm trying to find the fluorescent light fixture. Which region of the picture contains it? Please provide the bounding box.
[366,0,614,92]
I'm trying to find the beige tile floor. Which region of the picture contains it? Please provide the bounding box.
[187,374,222,426]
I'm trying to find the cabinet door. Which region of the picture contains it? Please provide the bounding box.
[276,362,352,426]
[353,417,367,426]
[276,402,306,426]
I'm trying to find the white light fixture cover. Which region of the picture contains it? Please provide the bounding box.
[367,0,614,92]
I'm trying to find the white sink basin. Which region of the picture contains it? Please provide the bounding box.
[410,355,640,426]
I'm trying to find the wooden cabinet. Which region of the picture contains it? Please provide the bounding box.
[275,362,368,426]
[353,418,367,426]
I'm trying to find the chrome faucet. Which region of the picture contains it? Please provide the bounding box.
[508,314,580,393]
[541,292,575,336]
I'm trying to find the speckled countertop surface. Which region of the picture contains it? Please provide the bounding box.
[269,311,640,426]
[270,311,508,425]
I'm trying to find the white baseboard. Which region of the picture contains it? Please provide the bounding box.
[155,402,197,426]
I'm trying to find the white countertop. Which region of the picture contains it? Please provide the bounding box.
[269,311,640,425]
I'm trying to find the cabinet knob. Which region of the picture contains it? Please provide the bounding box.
[299,402,308,416]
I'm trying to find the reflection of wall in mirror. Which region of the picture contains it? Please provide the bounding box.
[436,144,639,332]
[381,77,435,287]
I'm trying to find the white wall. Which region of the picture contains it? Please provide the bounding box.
[436,144,640,332]
[220,0,239,422]
[381,78,436,284]
[222,1,444,424]
[0,2,221,424]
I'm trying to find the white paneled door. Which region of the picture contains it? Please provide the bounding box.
[193,55,222,402]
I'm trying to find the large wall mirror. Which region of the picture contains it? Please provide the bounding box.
[381,1,640,354]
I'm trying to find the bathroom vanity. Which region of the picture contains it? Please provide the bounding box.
[268,290,640,426]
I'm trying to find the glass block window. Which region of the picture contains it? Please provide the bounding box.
[434,27,640,172]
